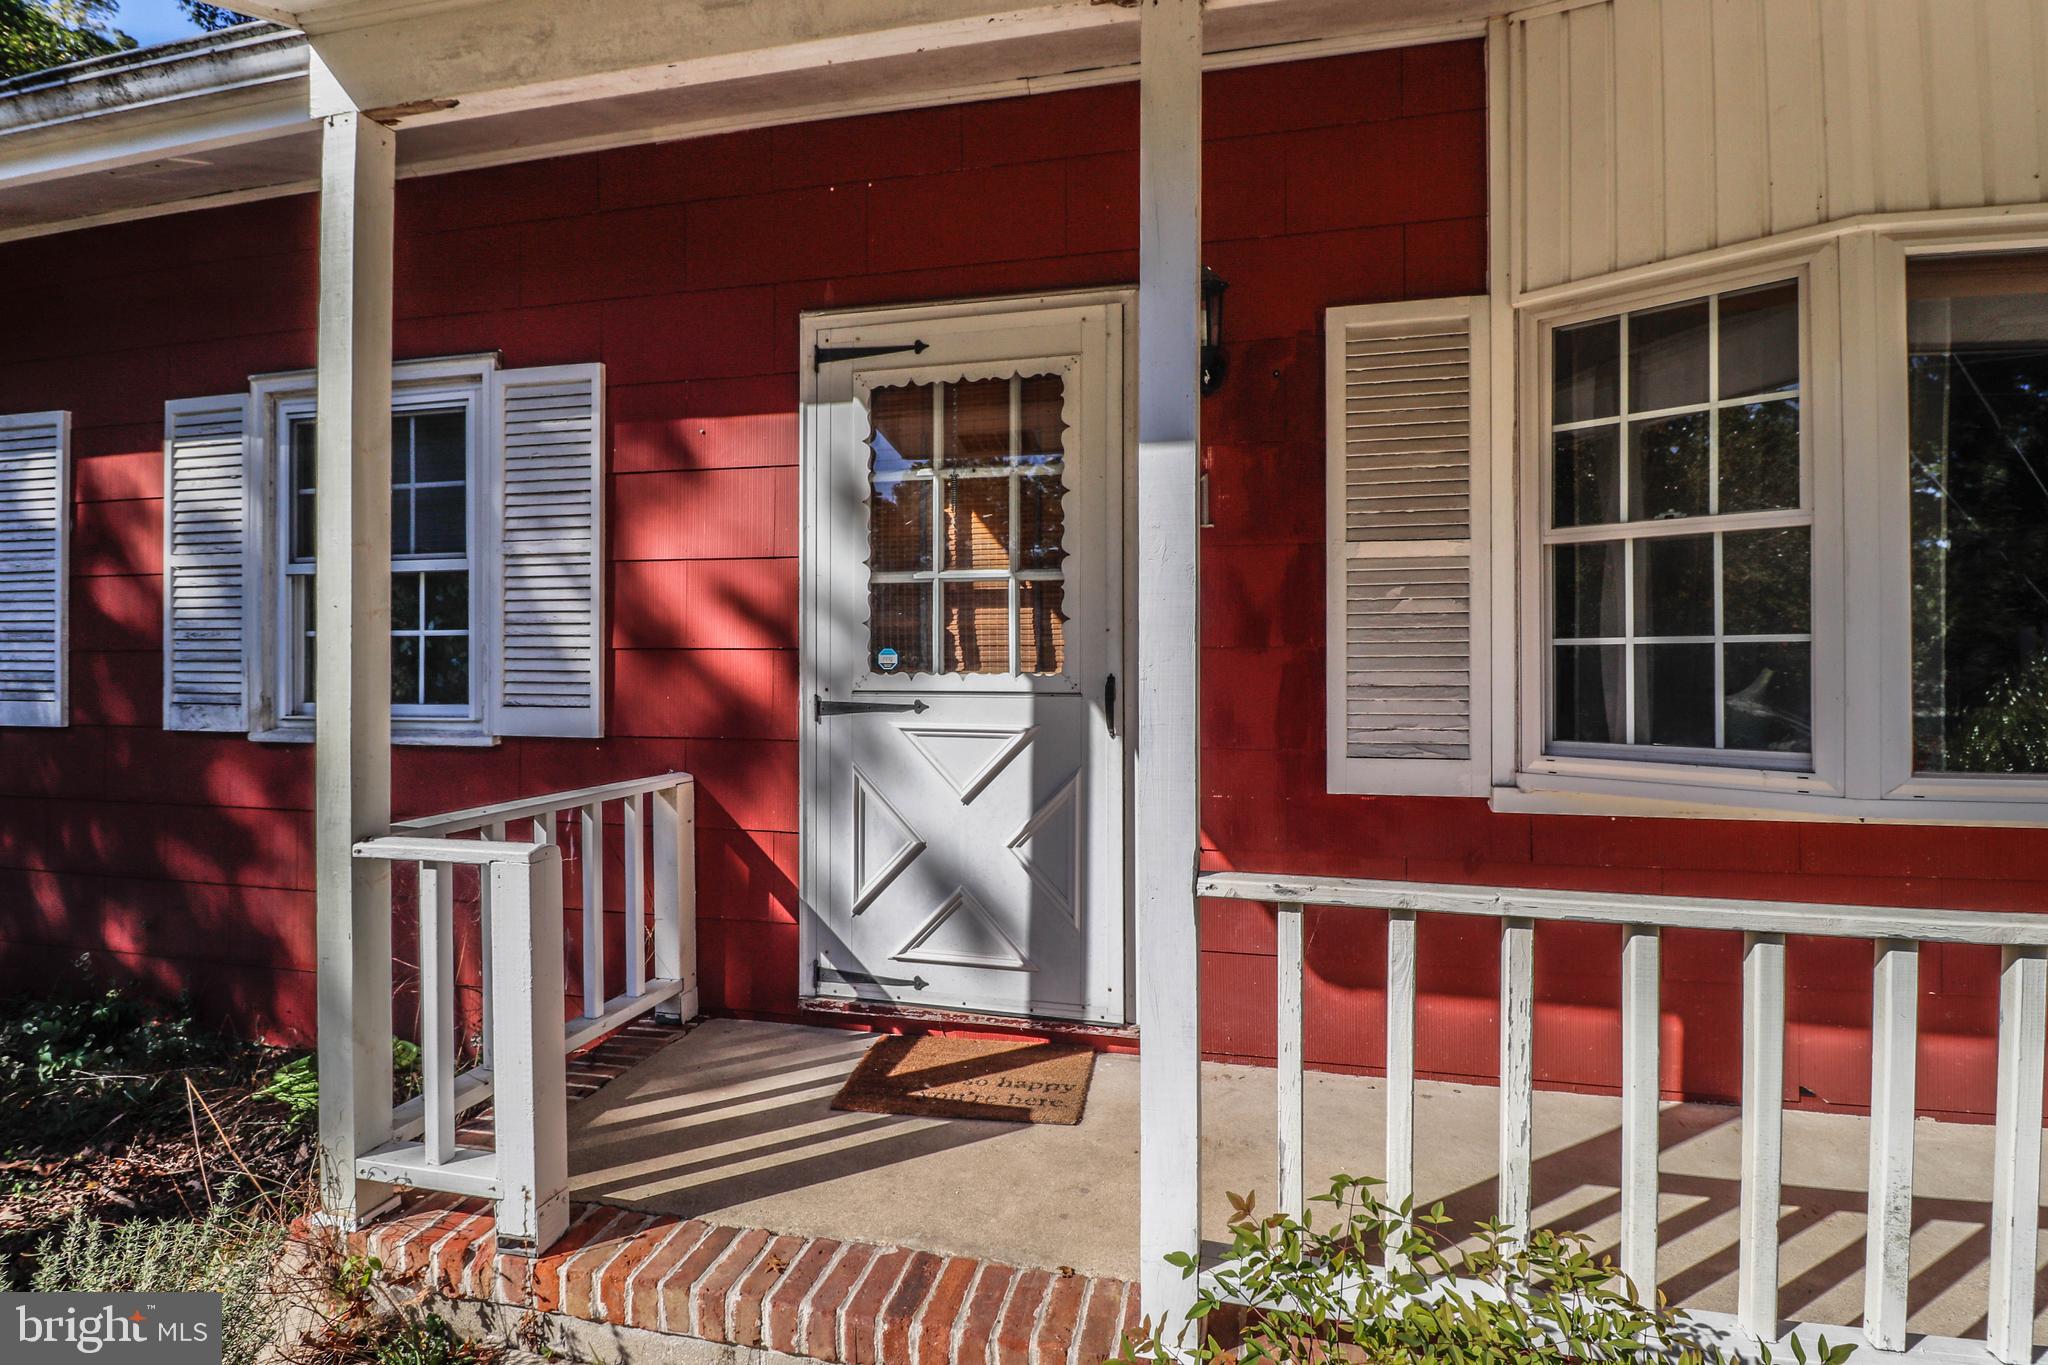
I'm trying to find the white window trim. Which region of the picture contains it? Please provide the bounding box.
[247,353,500,747]
[1495,215,2048,826]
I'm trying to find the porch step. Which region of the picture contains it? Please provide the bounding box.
[356,1195,1140,1365]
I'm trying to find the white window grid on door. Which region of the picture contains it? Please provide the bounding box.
[275,386,482,722]
[865,371,1070,678]
[1542,280,1814,770]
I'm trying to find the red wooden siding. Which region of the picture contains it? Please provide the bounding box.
[0,39,2038,1118]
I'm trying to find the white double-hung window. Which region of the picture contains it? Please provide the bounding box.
[276,390,481,723]
[1542,279,1812,767]
[162,355,608,744]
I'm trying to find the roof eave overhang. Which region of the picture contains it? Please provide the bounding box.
[0,0,1499,244]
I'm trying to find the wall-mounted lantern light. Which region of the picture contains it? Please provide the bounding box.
[1200,266,1230,397]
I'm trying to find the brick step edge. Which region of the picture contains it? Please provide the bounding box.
[353,1194,1142,1365]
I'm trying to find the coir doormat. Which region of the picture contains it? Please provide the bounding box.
[830,1034,1096,1125]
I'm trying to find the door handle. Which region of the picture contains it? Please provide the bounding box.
[814,696,930,722]
[1104,673,1117,738]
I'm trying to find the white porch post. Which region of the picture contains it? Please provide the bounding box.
[1135,0,1204,1330]
[312,65,398,1224]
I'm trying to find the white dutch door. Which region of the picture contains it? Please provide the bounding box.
[803,297,1127,1024]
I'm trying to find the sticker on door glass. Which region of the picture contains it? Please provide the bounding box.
[876,647,900,672]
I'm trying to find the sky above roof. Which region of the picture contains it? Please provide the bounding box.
[113,0,217,47]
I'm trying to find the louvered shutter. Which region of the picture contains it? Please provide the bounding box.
[162,395,251,732]
[488,364,605,739]
[0,411,70,728]
[1324,297,1491,796]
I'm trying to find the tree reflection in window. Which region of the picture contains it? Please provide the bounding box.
[1909,253,2048,774]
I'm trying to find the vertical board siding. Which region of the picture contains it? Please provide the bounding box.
[1514,0,2048,291]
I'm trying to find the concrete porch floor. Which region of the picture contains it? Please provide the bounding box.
[566,1017,2048,1345]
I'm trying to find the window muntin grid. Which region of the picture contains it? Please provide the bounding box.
[1544,280,1814,763]
[865,374,1069,677]
[283,403,475,716]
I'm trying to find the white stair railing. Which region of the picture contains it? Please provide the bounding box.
[349,772,697,1253]
[1195,871,2048,1365]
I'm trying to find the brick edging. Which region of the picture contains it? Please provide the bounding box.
[346,1015,1139,1364]
[354,1196,1140,1365]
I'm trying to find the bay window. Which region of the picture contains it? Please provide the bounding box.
[1494,231,2048,823]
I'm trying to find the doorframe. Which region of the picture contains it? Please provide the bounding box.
[796,287,1139,1024]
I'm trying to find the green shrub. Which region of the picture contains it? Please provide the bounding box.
[258,1039,423,1131]
[0,981,243,1153]
[1117,1175,1852,1365]
[29,1203,284,1365]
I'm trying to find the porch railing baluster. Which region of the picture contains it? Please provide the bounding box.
[1498,916,1534,1238]
[1384,907,1416,1260]
[1619,923,1661,1302]
[653,780,695,1022]
[481,820,505,1068]
[1987,944,2046,1364]
[1277,906,1305,1221]
[1865,938,1918,1351]
[624,792,646,1000]
[581,800,605,1020]
[419,860,455,1166]
[1737,930,1786,1341]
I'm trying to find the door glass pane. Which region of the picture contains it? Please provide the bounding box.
[868,582,931,675]
[945,477,1009,570]
[1018,375,1066,468]
[943,378,1013,468]
[943,581,1009,674]
[1019,579,1067,675]
[1019,477,1067,572]
[1908,252,2048,774]
[869,384,933,475]
[870,479,932,572]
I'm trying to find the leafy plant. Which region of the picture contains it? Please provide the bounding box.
[29,1202,285,1365]
[1116,1175,1853,1365]
[259,1040,424,1132]
[0,978,244,1155]
[295,1251,502,1365]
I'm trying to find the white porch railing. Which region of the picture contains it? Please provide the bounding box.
[1196,871,2048,1365]
[349,772,697,1252]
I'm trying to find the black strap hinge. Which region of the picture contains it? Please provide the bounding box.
[814,340,928,369]
[817,964,929,991]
